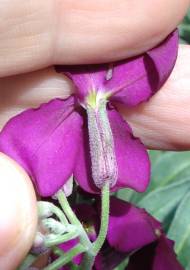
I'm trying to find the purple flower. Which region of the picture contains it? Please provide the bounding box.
[56,197,182,270]
[0,31,178,196]
[127,236,184,270]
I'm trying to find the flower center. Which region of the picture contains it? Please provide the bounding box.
[86,97,118,188]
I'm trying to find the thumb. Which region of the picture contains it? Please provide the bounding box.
[0,153,37,270]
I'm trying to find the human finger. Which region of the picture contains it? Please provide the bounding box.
[117,45,190,150]
[0,153,37,270]
[0,0,189,77]
[0,67,73,128]
[0,45,190,150]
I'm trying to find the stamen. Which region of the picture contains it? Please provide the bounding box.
[106,64,113,81]
[86,100,118,188]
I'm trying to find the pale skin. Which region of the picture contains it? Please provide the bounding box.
[0,0,190,269]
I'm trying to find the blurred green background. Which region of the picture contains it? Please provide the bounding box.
[180,8,190,44]
[115,9,190,270]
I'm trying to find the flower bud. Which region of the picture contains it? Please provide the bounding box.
[37,201,53,219]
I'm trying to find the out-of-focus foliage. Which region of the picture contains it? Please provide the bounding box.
[115,9,190,270]
[179,8,190,44]
[168,192,190,269]
[116,151,190,269]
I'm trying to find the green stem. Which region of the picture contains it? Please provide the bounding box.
[44,230,80,247]
[79,182,110,270]
[79,253,95,270]
[52,247,78,270]
[44,244,86,270]
[17,254,36,270]
[51,204,69,225]
[57,191,92,251]
[57,183,110,270]
[52,246,64,257]
[92,182,110,254]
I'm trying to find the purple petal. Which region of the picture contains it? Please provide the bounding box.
[108,30,178,106]
[74,107,150,193]
[73,112,99,193]
[127,236,184,270]
[0,97,83,197]
[94,243,126,270]
[74,204,98,241]
[108,107,150,192]
[107,197,161,252]
[55,30,178,106]
[55,65,107,103]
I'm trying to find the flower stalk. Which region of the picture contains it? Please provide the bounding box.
[55,181,110,270]
[57,190,92,251]
[44,230,80,248]
[92,182,110,253]
[44,244,86,270]
[38,201,69,226]
[79,182,110,270]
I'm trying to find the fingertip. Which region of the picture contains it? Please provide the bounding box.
[0,153,37,269]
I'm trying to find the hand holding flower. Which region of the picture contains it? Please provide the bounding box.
[0,0,190,269]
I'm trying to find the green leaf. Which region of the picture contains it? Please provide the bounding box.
[179,8,190,44]
[168,191,190,268]
[150,152,190,190]
[186,261,190,270]
[125,151,190,204]
[137,179,190,222]
[148,150,163,165]
[116,151,190,204]
[116,188,135,202]
[186,263,190,270]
